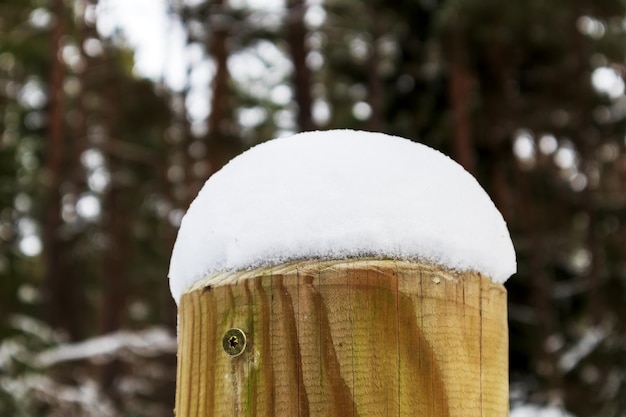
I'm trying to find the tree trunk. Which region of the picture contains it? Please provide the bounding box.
[42,0,82,340]
[571,0,604,323]
[97,59,130,403]
[98,183,130,401]
[516,165,561,391]
[445,19,475,174]
[285,0,314,131]
[366,25,384,132]
[206,0,232,174]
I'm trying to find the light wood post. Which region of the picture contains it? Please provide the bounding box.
[175,259,508,416]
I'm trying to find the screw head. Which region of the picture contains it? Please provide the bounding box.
[222,328,246,357]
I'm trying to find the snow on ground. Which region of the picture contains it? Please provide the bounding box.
[34,327,176,368]
[558,326,607,373]
[169,129,516,303]
[510,404,576,417]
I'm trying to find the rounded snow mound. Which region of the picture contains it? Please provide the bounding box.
[169,130,516,303]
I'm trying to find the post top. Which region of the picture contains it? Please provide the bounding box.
[183,258,507,296]
[169,129,516,304]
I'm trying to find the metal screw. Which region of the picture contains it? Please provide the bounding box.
[222,328,246,357]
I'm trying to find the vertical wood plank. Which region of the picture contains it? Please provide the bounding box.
[176,259,508,417]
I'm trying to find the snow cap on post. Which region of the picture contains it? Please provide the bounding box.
[168,129,516,304]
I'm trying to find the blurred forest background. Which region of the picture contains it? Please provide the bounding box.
[1,0,626,416]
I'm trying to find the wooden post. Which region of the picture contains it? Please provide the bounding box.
[175,258,508,416]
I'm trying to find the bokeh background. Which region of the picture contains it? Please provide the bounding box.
[1,0,626,416]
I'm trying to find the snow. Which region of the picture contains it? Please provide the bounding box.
[510,404,576,417]
[169,129,516,303]
[34,327,176,368]
[558,327,606,373]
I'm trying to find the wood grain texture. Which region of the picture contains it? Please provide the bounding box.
[175,259,508,416]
